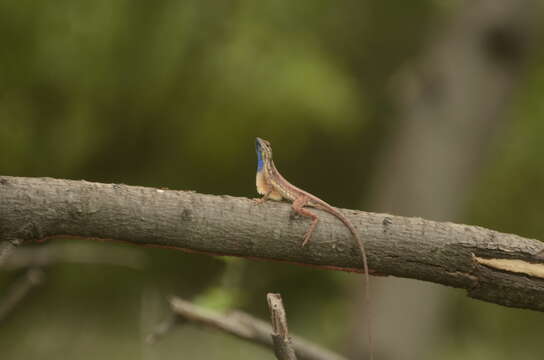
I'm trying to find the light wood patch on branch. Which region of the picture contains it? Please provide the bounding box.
[474,255,544,279]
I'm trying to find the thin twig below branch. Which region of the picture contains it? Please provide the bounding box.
[267,293,297,360]
[0,268,44,322]
[0,239,22,267]
[166,296,348,360]
[1,243,148,271]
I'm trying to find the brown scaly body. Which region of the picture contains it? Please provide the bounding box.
[255,137,373,359]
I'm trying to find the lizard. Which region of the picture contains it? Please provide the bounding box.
[254,137,373,359]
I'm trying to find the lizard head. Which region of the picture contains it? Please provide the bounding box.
[256,137,272,171]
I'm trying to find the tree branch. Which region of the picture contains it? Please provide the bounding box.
[0,238,22,266]
[1,243,147,271]
[267,293,297,360]
[0,268,44,322]
[1,176,544,311]
[168,296,345,360]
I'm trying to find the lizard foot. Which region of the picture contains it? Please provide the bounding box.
[301,233,312,247]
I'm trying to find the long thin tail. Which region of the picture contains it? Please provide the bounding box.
[320,203,373,360]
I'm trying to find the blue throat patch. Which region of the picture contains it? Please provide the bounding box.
[256,143,264,172]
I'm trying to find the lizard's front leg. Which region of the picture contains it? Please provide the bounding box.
[254,190,271,204]
[292,196,319,247]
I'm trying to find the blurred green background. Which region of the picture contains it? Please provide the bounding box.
[1,1,543,359]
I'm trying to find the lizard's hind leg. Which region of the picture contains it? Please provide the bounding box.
[292,197,319,247]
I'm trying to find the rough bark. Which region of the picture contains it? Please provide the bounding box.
[1,176,543,311]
